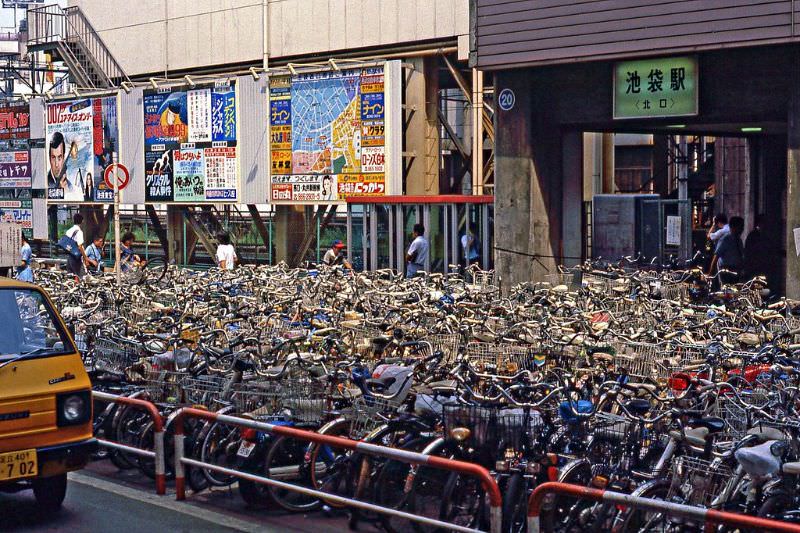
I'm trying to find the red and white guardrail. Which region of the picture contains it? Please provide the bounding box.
[92,391,166,495]
[527,482,800,533]
[171,407,502,533]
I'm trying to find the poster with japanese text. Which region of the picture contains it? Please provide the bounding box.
[45,97,118,202]
[0,103,31,238]
[144,81,237,202]
[268,66,387,203]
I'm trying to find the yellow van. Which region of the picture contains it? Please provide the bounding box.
[0,278,95,511]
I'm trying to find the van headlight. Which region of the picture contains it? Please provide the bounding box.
[57,391,90,426]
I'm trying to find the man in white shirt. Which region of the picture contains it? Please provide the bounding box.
[65,213,86,278]
[322,240,352,269]
[708,213,730,244]
[215,232,237,270]
[406,223,429,278]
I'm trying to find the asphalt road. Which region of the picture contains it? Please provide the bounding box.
[0,470,347,533]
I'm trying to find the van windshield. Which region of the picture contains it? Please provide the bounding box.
[0,288,74,360]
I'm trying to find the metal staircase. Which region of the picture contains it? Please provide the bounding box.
[27,4,129,89]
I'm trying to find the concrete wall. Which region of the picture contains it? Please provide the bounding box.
[69,0,469,77]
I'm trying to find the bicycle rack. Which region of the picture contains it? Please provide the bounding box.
[171,407,502,533]
[527,482,800,533]
[92,391,166,495]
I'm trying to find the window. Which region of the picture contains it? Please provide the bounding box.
[0,288,73,359]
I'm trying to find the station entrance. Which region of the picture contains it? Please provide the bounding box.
[492,45,797,296]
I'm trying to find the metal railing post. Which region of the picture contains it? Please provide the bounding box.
[527,482,800,533]
[92,391,165,495]
[172,408,500,532]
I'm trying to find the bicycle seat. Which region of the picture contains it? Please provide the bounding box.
[735,441,781,477]
[427,379,457,393]
[747,425,790,442]
[669,426,709,447]
[370,336,393,351]
[626,382,658,394]
[782,462,800,475]
[623,398,651,416]
[689,416,725,434]
[366,377,395,392]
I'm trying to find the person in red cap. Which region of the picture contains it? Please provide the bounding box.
[322,240,352,269]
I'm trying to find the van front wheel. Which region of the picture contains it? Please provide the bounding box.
[33,473,67,512]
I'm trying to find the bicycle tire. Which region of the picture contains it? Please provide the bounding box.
[199,421,240,487]
[263,434,320,512]
[501,472,526,533]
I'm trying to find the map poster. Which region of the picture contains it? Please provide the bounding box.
[144,82,238,202]
[337,174,385,199]
[268,64,393,203]
[0,150,30,188]
[173,148,205,202]
[270,77,292,175]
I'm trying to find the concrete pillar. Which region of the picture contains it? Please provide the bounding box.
[494,69,562,289]
[786,63,800,298]
[405,57,440,195]
[652,135,669,195]
[165,205,185,265]
[562,131,584,266]
[272,205,305,264]
[601,133,615,193]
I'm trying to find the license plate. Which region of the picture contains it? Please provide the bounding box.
[0,449,37,481]
[237,442,255,458]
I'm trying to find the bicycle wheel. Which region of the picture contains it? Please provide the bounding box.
[438,471,488,531]
[112,403,151,470]
[539,458,592,532]
[501,472,527,533]
[308,419,358,509]
[379,439,457,533]
[372,437,433,533]
[618,479,672,532]
[263,434,320,512]
[199,421,240,487]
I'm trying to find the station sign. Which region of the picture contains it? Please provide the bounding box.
[614,56,698,120]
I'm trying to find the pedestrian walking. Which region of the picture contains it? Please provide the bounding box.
[118,231,145,273]
[744,214,768,280]
[460,223,481,267]
[84,235,105,275]
[16,234,33,283]
[405,223,429,278]
[710,216,744,284]
[215,232,238,270]
[322,239,352,268]
[63,213,87,278]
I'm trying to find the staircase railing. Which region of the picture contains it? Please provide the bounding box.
[27,4,129,88]
[63,6,130,85]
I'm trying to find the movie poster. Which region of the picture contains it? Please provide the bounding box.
[144,82,237,202]
[45,97,118,202]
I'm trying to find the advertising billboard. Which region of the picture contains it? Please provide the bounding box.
[268,66,389,203]
[143,81,238,202]
[45,96,119,202]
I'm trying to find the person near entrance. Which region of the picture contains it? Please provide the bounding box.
[215,232,238,270]
[84,235,105,275]
[64,213,87,278]
[744,214,768,280]
[710,216,744,284]
[406,223,429,278]
[322,240,351,269]
[119,231,146,273]
[460,223,481,267]
[707,213,730,245]
[16,234,33,283]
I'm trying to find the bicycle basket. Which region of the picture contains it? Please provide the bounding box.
[442,404,499,449]
[668,456,733,508]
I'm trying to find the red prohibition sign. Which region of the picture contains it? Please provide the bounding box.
[103,163,130,191]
